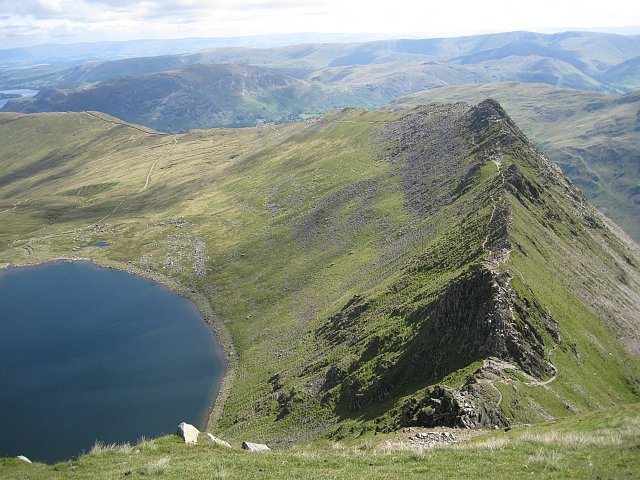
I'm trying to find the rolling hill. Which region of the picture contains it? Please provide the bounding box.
[394,82,640,241]
[600,55,640,91]
[3,56,610,132]
[2,30,639,141]
[2,30,639,94]
[0,33,387,68]
[2,64,375,131]
[0,100,638,466]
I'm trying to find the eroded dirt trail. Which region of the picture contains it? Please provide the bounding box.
[482,155,511,272]
[0,198,29,214]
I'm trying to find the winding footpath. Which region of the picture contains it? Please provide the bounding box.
[95,136,177,225]
[140,137,176,193]
[482,156,510,270]
[3,114,178,253]
[478,156,559,411]
[0,198,29,215]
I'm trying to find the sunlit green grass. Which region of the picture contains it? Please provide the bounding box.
[1,404,638,479]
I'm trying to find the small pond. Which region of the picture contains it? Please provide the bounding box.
[89,241,110,247]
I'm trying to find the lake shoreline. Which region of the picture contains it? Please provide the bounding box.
[0,256,237,440]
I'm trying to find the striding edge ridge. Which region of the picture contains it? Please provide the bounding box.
[395,100,561,429]
[312,99,628,433]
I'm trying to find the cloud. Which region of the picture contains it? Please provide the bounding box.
[0,0,317,20]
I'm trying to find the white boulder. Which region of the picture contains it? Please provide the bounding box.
[176,422,200,444]
[17,455,32,463]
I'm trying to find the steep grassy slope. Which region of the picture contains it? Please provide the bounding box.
[0,103,639,459]
[601,55,640,92]
[395,82,640,241]
[2,64,375,131]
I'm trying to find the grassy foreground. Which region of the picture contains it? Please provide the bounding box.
[1,403,638,479]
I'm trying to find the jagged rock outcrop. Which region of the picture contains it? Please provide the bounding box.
[313,100,567,430]
[398,383,506,429]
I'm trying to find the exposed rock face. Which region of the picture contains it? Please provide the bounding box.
[399,383,507,429]
[384,430,459,450]
[241,441,271,452]
[207,433,232,448]
[376,102,477,219]
[431,265,555,380]
[176,422,200,444]
[16,455,31,464]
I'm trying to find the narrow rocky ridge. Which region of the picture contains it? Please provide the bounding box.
[317,100,563,431]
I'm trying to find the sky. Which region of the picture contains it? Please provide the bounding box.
[0,0,639,48]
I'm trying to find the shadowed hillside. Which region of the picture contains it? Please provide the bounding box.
[601,55,640,91]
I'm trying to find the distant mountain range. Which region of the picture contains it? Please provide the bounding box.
[1,30,639,90]
[0,33,391,68]
[4,64,376,131]
[4,31,640,130]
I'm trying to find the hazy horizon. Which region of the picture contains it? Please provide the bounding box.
[1,0,639,49]
[1,26,640,51]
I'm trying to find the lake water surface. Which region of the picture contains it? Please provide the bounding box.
[0,261,225,463]
[0,89,39,109]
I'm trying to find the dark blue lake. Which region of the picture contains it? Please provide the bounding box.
[0,261,225,464]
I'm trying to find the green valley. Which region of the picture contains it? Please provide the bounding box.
[1,64,376,131]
